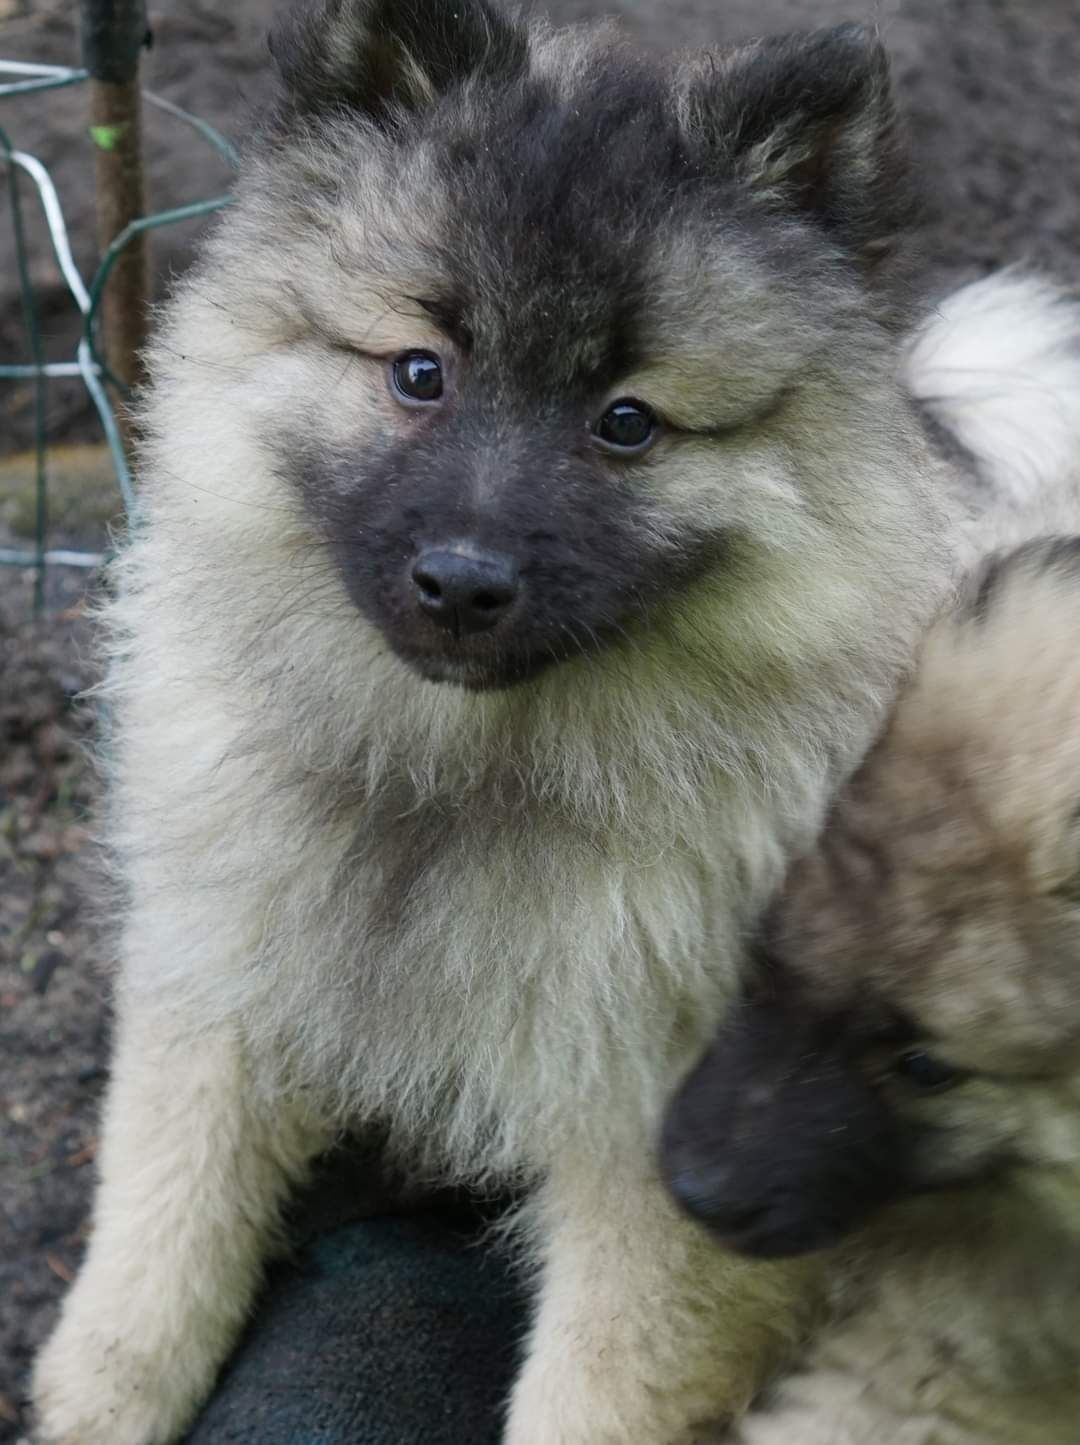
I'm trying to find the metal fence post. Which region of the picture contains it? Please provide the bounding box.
[80,0,149,456]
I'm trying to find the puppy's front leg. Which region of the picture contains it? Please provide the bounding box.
[505,1150,821,1445]
[32,1000,325,1445]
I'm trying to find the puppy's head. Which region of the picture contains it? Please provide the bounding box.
[189,0,924,691]
[663,539,1080,1256]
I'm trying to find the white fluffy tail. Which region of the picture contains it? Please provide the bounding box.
[904,271,1080,538]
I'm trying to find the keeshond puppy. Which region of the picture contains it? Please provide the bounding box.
[31,0,1080,1440]
[664,537,1080,1443]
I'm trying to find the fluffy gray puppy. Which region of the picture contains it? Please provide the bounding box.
[30,0,1080,1441]
[665,538,1080,1444]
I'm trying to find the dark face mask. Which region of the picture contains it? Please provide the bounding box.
[660,991,909,1258]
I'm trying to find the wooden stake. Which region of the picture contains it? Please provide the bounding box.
[81,0,149,456]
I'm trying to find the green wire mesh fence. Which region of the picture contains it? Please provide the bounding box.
[0,55,237,605]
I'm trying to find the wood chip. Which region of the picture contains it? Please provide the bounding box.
[65,1138,98,1168]
[45,1252,75,1283]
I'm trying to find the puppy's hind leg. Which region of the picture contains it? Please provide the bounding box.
[505,1149,823,1445]
[32,999,327,1445]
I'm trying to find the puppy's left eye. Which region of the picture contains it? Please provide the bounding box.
[391,351,443,404]
[592,399,658,454]
[893,1049,962,1093]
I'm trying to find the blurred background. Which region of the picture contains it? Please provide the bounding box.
[2,1,1079,1438]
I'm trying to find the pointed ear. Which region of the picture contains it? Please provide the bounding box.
[269,0,528,124]
[687,25,911,266]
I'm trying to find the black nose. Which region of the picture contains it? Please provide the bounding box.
[664,1158,740,1224]
[411,548,519,636]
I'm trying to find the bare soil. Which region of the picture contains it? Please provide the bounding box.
[0,554,105,1442]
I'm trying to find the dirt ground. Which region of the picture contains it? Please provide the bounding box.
[0,446,117,1438]
[3,0,1080,1439]
[0,553,106,1441]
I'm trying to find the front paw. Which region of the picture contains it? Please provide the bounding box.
[505,1351,706,1445]
[505,1361,611,1445]
[32,1311,210,1445]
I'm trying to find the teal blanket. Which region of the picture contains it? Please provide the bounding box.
[185,1177,525,1444]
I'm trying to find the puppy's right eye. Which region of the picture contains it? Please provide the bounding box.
[592,398,658,454]
[893,1049,962,1093]
[391,351,443,404]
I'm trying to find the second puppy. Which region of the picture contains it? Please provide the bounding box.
[664,536,1080,1444]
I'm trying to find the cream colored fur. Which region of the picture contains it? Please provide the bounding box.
[732,1183,1080,1445]
[905,270,1080,514]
